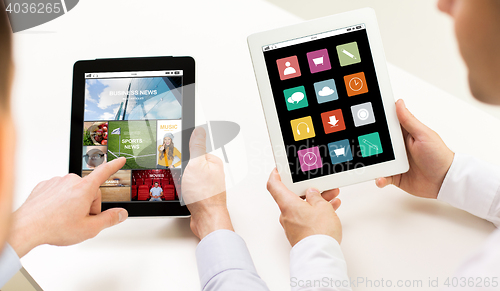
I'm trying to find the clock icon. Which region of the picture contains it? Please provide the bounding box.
[349,77,363,91]
[302,152,318,166]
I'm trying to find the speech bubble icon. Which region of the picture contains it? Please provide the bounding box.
[287,92,304,104]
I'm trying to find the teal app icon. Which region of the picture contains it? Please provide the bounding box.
[284,86,308,111]
[358,132,383,157]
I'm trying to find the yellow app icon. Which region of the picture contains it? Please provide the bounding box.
[291,116,316,141]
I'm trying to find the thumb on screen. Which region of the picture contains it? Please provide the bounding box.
[189,127,207,159]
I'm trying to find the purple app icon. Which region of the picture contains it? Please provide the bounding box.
[307,49,331,74]
[297,146,323,172]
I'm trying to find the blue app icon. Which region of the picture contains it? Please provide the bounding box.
[314,79,339,104]
[328,139,353,165]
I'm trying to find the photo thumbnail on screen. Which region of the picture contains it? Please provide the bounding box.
[84,75,182,121]
[82,170,132,202]
[157,120,182,169]
[131,169,181,201]
[106,120,158,170]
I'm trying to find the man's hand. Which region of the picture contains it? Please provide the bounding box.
[182,127,233,240]
[8,158,129,258]
[267,169,342,246]
[376,100,454,199]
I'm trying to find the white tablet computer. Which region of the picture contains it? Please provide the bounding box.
[248,8,408,194]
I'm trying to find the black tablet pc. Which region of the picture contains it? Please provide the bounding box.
[69,56,194,217]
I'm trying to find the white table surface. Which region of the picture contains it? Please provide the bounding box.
[10,0,498,290]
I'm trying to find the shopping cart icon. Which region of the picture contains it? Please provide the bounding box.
[312,56,324,66]
[333,148,345,156]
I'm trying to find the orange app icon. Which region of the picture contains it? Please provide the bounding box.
[344,72,368,97]
[321,109,346,134]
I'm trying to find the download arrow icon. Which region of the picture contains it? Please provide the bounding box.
[328,115,340,127]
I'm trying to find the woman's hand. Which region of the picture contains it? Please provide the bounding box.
[376,100,454,198]
[267,169,342,246]
[8,158,129,258]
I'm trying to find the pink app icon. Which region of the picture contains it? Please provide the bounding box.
[277,56,301,80]
[297,146,323,172]
[307,49,331,74]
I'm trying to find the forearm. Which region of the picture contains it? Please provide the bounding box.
[290,235,351,291]
[437,153,500,226]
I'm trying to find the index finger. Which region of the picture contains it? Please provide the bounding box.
[84,157,126,189]
[267,168,301,209]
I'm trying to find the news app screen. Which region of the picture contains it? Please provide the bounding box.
[263,24,395,183]
[82,70,183,202]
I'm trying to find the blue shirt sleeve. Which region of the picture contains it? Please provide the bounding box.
[195,229,270,291]
[0,243,22,288]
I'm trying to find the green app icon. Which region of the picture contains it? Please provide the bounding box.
[284,86,308,111]
[336,42,361,67]
[358,132,383,157]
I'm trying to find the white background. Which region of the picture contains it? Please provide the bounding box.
[9,0,500,290]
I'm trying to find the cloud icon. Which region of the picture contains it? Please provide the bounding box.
[287,92,305,104]
[318,86,334,97]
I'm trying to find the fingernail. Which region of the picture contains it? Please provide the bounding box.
[194,127,206,137]
[118,210,127,223]
[307,188,320,194]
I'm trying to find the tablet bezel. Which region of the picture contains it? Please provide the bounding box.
[248,8,408,195]
[70,56,194,217]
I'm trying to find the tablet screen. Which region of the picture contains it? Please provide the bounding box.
[263,24,395,183]
[82,70,183,202]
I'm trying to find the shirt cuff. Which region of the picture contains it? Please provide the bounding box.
[196,229,258,289]
[0,243,22,288]
[438,153,500,226]
[290,235,351,291]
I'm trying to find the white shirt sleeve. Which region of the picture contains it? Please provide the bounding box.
[0,243,22,288]
[437,153,500,290]
[290,235,351,291]
[443,228,500,291]
[437,153,500,226]
[195,229,269,291]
